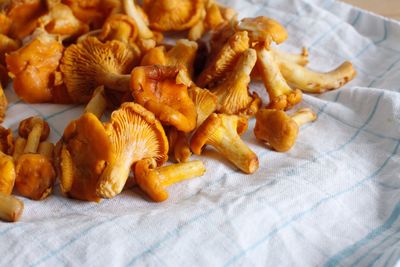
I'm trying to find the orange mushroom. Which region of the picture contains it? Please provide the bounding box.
[188,86,218,128]
[166,127,192,163]
[254,108,317,152]
[0,34,21,65]
[96,102,169,198]
[210,48,261,116]
[131,65,197,133]
[60,37,136,103]
[0,12,12,35]
[18,116,50,154]
[0,192,24,222]
[134,159,206,202]
[0,82,7,122]
[197,31,249,88]
[191,113,259,174]
[0,151,16,195]
[6,30,64,103]
[142,0,204,32]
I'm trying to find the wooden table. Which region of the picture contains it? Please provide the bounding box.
[342,0,400,20]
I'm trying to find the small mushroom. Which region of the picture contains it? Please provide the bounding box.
[0,192,24,222]
[197,31,249,88]
[18,116,50,154]
[277,59,357,93]
[254,108,317,152]
[131,65,197,132]
[38,0,89,40]
[0,151,16,195]
[134,159,206,202]
[166,127,192,163]
[256,47,302,111]
[0,126,14,155]
[6,30,64,103]
[236,16,288,48]
[188,86,218,128]
[60,37,136,103]
[142,0,204,32]
[210,48,261,116]
[190,113,259,174]
[96,102,169,198]
[15,141,56,200]
[0,82,7,122]
[60,112,114,202]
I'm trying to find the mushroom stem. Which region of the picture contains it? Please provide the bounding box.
[157,160,206,187]
[123,0,154,39]
[0,192,24,222]
[96,73,130,92]
[13,137,26,161]
[277,59,357,93]
[23,117,45,154]
[84,86,107,118]
[271,47,309,66]
[38,141,54,159]
[291,108,317,127]
[256,47,302,111]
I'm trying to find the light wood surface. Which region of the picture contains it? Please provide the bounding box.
[341,0,400,20]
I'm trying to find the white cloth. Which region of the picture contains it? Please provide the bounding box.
[2,0,400,266]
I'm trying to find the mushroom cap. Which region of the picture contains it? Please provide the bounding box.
[0,151,16,195]
[3,0,46,39]
[99,14,138,44]
[60,113,114,202]
[134,158,168,202]
[130,65,197,132]
[0,126,14,155]
[188,86,218,128]
[0,12,11,35]
[60,37,136,103]
[143,0,204,31]
[254,109,298,152]
[237,16,288,46]
[96,102,169,198]
[39,1,89,39]
[18,116,50,141]
[15,154,56,200]
[190,112,248,155]
[0,82,6,122]
[6,32,64,103]
[197,31,249,88]
[140,46,167,66]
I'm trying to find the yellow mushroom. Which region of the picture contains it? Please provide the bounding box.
[60,37,136,103]
[210,48,261,116]
[134,159,206,202]
[142,0,204,32]
[188,86,218,128]
[197,31,249,88]
[166,127,192,163]
[271,47,309,66]
[0,151,16,195]
[18,116,50,154]
[254,108,317,152]
[0,192,24,222]
[190,113,259,174]
[96,102,169,199]
[256,46,302,111]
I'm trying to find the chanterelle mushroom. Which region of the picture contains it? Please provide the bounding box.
[188,86,218,128]
[134,159,206,202]
[197,31,249,88]
[6,30,64,103]
[0,192,24,222]
[210,48,261,116]
[190,113,259,174]
[0,34,21,65]
[60,112,114,202]
[0,151,16,195]
[96,102,169,199]
[142,0,203,32]
[60,37,136,103]
[166,127,192,163]
[0,82,7,122]
[254,108,317,152]
[131,65,197,133]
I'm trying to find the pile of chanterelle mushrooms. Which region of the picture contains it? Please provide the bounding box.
[0,0,357,222]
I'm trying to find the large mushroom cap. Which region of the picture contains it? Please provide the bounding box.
[99,14,138,44]
[96,102,169,198]
[60,113,114,202]
[143,0,204,31]
[60,37,136,103]
[6,31,64,103]
[131,65,197,132]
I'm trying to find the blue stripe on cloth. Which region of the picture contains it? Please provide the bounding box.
[323,201,400,267]
[123,93,388,265]
[352,21,389,59]
[30,216,120,267]
[368,57,400,87]
[222,140,400,266]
